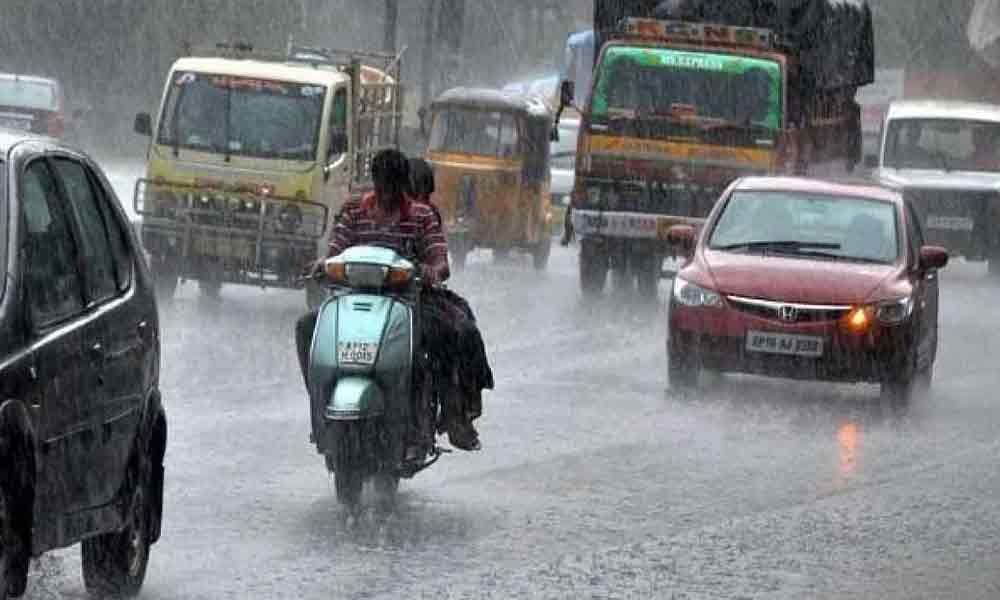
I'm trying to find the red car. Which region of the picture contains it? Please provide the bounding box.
[0,73,68,137]
[666,177,949,406]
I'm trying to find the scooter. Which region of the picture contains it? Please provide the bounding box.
[307,245,444,509]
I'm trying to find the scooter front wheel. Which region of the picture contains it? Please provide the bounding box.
[334,468,363,508]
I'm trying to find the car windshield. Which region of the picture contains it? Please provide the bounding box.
[428,107,521,158]
[709,191,900,264]
[157,71,325,161]
[0,78,57,111]
[590,46,782,139]
[883,118,1000,172]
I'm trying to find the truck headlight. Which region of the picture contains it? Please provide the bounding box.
[672,277,723,308]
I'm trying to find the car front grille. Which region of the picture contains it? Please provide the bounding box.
[726,295,852,324]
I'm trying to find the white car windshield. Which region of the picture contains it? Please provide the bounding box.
[710,191,900,264]
[883,118,1000,172]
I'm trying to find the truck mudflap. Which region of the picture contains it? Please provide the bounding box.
[571,209,704,241]
[134,178,329,287]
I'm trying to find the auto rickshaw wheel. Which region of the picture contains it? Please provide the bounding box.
[579,240,608,297]
[532,237,552,271]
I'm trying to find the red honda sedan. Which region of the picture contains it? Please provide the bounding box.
[666,177,949,406]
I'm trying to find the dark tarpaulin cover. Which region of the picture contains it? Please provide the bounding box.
[594,0,874,90]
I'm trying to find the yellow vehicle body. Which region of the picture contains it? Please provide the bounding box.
[426,88,554,270]
[135,48,401,297]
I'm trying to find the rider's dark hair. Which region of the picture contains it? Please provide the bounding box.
[371,149,409,198]
[408,157,435,198]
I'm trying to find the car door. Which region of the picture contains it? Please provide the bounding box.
[18,156,93,514]
[49,155,145,509]
[906,200,940,366]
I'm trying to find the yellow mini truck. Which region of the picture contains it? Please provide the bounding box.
[133,43,402,299]
[426,88,554,270]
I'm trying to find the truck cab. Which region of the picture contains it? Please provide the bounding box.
[134,45,402,300]
[562,17,864,298]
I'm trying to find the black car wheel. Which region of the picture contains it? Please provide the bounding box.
[81,453,152,598]
[0,418,32,600]
[579,240,608,297]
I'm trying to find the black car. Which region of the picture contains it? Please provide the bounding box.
[0,131,165,598]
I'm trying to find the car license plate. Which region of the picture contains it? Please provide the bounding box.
[337,342,378,365]
[746,330,824,357]
[926,215,974,232]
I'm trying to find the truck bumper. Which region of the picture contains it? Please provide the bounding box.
[571,209,702,241]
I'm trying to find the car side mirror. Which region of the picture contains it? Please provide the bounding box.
[919,245,949,270]
[667,224,697,255]
[863,154,878,169]
[559,80,575,108]
[134,112,152,137]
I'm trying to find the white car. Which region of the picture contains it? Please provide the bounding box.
[869,100,1000,276]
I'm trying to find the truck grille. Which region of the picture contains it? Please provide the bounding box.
[585,179,722,218]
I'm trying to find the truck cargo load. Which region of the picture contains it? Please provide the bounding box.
[594,0,874,91]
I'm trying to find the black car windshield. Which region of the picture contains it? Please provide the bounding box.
[709,191,900,264]
[883,118,1000,172]
[157,71,325,161]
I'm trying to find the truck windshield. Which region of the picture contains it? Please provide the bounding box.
[590,47,782,134]
[883,118,1000,173]
[428,107,521,158]
[157,71,325,161]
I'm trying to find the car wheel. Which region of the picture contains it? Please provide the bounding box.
[0,416,33,600]
[579,240,608,297]
[667,334,700,391]
[150,255,179,300]
[81,454,152,598]
[532,237,551,271]
[880,365,931,410]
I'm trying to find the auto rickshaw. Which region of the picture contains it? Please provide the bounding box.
[425,87,554,269]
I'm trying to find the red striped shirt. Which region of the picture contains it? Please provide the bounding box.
[327,191,450,281]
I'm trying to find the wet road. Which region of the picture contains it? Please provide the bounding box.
[23,166,1000,599]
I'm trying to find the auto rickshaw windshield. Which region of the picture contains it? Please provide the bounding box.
[428,107,522,159]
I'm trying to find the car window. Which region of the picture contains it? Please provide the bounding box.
[21,159,85,326]
[328,87,348,158]
[88,166,133,292]
[51,158,117,304]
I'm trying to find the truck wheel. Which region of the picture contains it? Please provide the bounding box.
[151,256,178,300]
[532,236,552,271]
[81,452,152,598]
[579,240,608,297]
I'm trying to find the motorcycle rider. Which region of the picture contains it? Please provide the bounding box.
[296,149,492,451]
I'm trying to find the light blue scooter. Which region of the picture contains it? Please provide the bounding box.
[307,246,443,508]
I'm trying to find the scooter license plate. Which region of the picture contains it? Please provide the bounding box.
[337,342,378,365]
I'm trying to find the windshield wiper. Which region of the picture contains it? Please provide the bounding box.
[716,240,842,253]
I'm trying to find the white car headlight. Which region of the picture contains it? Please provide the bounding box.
[672,277,723,308]
[875,296,914,325]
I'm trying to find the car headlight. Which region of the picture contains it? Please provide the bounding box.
[875,296,914,325]
[672,277,723,308]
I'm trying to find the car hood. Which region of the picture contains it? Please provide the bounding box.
[876,168,1000,192]
[701,250,898,305]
